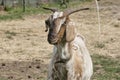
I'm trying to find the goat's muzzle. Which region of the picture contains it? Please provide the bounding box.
[48,33,58,44]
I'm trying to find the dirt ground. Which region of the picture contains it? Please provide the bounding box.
[0,0,120,80]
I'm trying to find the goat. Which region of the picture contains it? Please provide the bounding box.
[43,7,93,80]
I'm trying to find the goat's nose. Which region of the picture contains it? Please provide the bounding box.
[49,33,56,39]
[51,35,56,39]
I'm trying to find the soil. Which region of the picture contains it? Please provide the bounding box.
[0,0,120,80]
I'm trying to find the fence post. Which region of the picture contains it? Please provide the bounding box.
[23,0,25,12]
[1,0,6,10]
[1,0,4,5]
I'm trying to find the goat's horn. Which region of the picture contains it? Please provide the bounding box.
[64,8,89,16]
[43,7,57,12]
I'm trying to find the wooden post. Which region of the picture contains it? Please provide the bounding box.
[23,0,25,12]
[1,0,7,10]
[1,0,4,5]
[0,0,5,11]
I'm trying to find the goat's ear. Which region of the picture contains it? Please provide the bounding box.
[45,20,49,32]
[66,23,76,42]
[45,25,49,32]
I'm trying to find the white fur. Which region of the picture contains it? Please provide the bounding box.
[52,12,66,33]
[48,35,93,80]
[74,36,93,80]
[57,17,66,33]
[53,12,63,19]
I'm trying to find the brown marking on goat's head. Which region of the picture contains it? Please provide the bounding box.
[43,7,89,45]
[45,11,67,44]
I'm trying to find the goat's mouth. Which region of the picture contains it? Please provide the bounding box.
[48,38,58,45]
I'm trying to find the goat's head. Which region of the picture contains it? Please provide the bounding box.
[43,7,89,45]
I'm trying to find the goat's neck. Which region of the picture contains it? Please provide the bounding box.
[55,42,66,52]
[55,41,71,62]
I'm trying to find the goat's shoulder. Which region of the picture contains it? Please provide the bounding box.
[70,34,87,52]
[76,34,85,41]
[72,34,85,44]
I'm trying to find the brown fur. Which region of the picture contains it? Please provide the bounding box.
[56,17,76,43]
[56,17,70,43]
[74,54,83,77]
[66,21,76,42]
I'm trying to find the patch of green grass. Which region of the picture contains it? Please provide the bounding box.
[0,6,50,21]
[0,77,8,80]
[0,0,93,21]
[92,54,120,80]
[0,10,23,21]
[0,14,22,21]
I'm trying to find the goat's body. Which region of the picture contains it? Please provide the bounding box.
[47,34,93,80]
[44,9,93,80]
